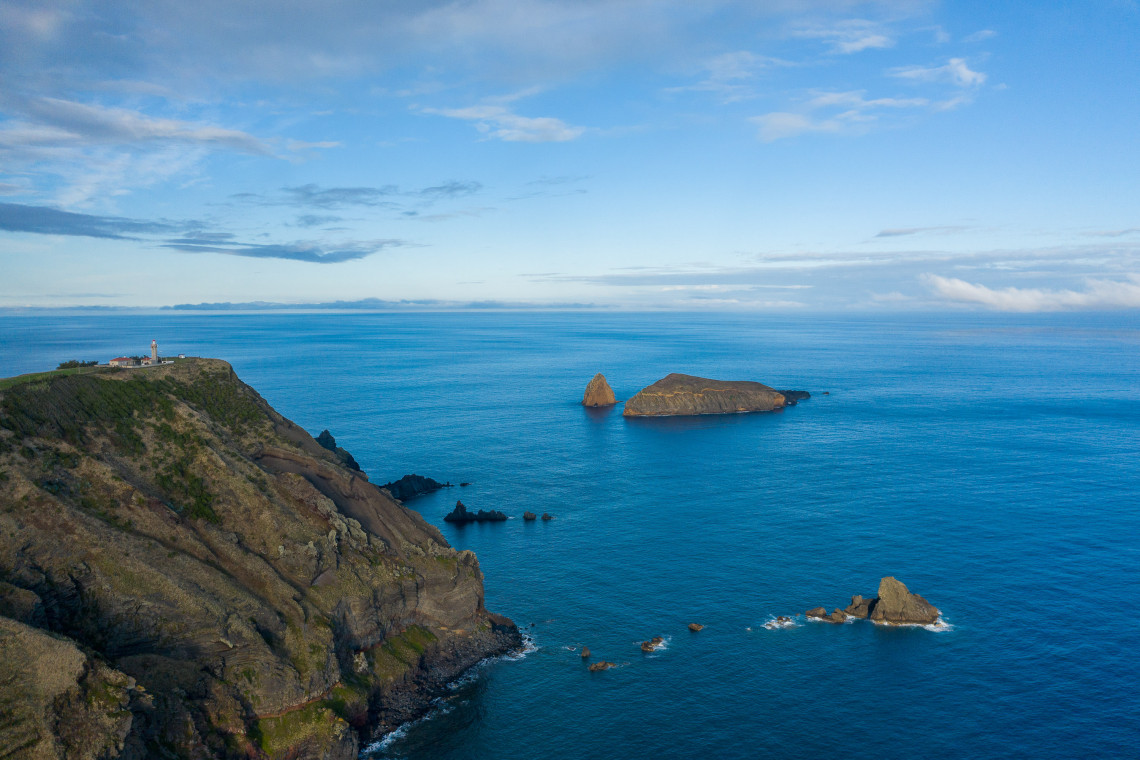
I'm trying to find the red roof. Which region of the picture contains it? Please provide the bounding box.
[111,357,131,362]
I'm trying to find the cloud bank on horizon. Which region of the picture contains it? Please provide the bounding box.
[0,0,1137,311]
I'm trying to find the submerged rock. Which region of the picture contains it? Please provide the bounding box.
[380,473,449,501]
[541,512,554,521]
[582,373,617,407]
[623,374,792,417]
[444,500,508,524]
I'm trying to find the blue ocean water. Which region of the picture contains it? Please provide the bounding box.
[2,311,1138,758]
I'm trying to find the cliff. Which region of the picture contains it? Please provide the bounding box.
[622,373,788,417]
[0,359,520,759]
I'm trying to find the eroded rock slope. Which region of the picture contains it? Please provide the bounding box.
[0,359,519,759]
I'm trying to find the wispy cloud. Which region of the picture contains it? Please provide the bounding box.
[923,274,1140,311]
[0,96,272,155]
[0,202,178,239]
[161,239,405,264]
[666,51,791,103]
[751,89,930,141]
[791,20,895,54]
[278,184,399,209]
[963,29,997,43]
[890,58,986,87]
[237,181,483,210]
[421,104,585,142]
[0,201,405,264]
[418,180,483,198]
[1085,228,1140,238]
[295,214,343,228]
[876,225,970,238]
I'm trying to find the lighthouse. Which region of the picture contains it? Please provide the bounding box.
[151,340,158,364]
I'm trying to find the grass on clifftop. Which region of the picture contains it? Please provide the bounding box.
[0,365,114,392]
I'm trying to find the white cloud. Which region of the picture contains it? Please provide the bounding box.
[963,29,996,43]
[0,97,272,154]
[792,19,895,54]
[891,58,986,87]
[666,51,792,103]
[421,104,584,142]
[751,89,930,141]
[923,274,1140,311]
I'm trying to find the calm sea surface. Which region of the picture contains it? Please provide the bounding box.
[2,311,1138,758]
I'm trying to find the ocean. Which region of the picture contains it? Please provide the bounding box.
[2,311,1138,758]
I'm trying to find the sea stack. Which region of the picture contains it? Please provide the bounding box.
[869,577,940,625]
[582,373,617,407]
[812,577,941,626]
[623,374,791,417]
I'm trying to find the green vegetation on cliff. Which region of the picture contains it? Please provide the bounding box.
[0,358,520,759]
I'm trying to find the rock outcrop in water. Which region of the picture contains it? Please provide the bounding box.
[869,577,940,624]
[809,577,940,626]
[0,358,520,759]
[381,473,449,501]
[444,500,508,523]
[623,373,799,417]
[582,373,617,407]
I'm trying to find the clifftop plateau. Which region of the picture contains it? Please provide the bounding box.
[0,358,519,759]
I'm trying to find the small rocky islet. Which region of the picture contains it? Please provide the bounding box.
[805,577,941,625]
[581,371,811,417]
[443,500,507,523]
[581,372,617,407]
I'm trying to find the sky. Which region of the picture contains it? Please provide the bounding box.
[1,0,1139,311]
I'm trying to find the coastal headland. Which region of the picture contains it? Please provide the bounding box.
[0,358,520,758]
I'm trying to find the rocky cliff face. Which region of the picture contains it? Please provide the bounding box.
[0,359,519,759]
[622,374,787,417]
[581,374,616,407]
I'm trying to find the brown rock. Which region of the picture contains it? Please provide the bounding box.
[541,512,554,521]
[826,609,848,623]
[580,647,591,659]
[869,577,940,625]
[623,373,788,417]
[805,607,828,619]
[844,595,873,618]
[688,623,704,632]
[588,661,616,672]
[523,511,537,521]
[640,636,666,652]
[582,373,617,407]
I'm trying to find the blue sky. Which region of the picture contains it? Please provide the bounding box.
[1,0,1138,311]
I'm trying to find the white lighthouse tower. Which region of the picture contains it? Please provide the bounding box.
[151,340,158,364]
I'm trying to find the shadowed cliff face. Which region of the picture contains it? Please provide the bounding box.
[622,373,787,417]
[0,359,519,759]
